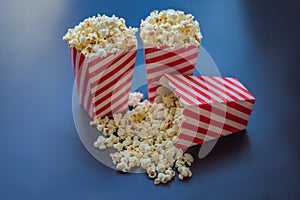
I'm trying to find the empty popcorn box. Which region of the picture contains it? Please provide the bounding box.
[143,45,200,102]
[70,45,137,119]
[156,74,255,149]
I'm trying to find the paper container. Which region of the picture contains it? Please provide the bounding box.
[143,45,200,102]
[157,74,255,149]
[70,45,137,119]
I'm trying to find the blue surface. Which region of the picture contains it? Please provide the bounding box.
[0,0,300,199]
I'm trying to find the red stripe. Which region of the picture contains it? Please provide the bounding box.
[177,65,195,74]
[181,121,222,139]
[95,86,131,117]
[87,54,108,68]
[99,110,113,118]
[72,48,77,74]
[184,76,225,102]
[93,68,133,107]
[200,103,249,126]
[227,101,253,115]
[148,63,195,83]
[183,109,240,134]
[79,53,85,69]
[93,61,135,99]
[144,46,170,54]
[224,77,252,96]
[148,85,160,93]
[90,52,133,88]
[145,46,197,63]
[163,52,198,69]
[80,63,90,107]
[209,77,250,101]
[168,79,207,105]
[146,51,198,74]
[111,87,131,110]
[178,133,204,145]
[203,77,240,101]
[194,76,235,102]
[91,52,136,92]
[168,75,218,103]
[175,143,188,149]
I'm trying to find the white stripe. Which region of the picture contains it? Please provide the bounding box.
[179,98,190,106]
[183,112,231,136]
[220,78,254,100]
[146,57,197,80]
[89,100,94,119]
[94,83,132,113]
[89,52,118,74]
[81,61,90,109]
[96,86,131,116]
[145,47,198,67]
[212,102,250,121]
[235,100,254,110]
[75,50,80,74]
[78,58,88,104]
[111,88,131,110]
[92,67,134,103]
[169,82,201,105]
[192,76,234,102]
[178,75,224,103]
[91,57,135,94]
[166,75,213,104]
[90,51,136,85]
[180,126,216,141]
[226,78,249,91]
[204,77,245,101]
[89,46,136,73]
[70,48,75,71]
[145,46,198,60]
[198,107,247,130]
[145,46,178,60]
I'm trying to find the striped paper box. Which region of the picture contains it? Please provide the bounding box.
[70,45,137,119]
[143,45,200,103]
[157,74,255,149]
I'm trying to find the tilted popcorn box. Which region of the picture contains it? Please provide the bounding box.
[143,45,200,102]
[156,74,255,149]
[70,45,137,119]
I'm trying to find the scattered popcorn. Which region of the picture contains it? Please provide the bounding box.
[177,165,192,180]
[63,14,138,57]
[140,9,202,48]
[90,93,195,184]
[128,92,144,107]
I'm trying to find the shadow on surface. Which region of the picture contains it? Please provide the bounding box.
[186,131,249,175]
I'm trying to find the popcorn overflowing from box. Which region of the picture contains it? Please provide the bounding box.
[64,10,255,185]
[63,14,138,118]
[140,9,202,102]
[156,74,255,149]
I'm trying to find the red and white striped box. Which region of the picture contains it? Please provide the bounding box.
[70,45,137,119]
[143,45,200,102]
[157,74,255,149]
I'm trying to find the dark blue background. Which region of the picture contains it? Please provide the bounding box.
[0,0,299,199]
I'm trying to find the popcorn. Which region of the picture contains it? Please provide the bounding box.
[140,9,202,48]
[177,166,192,180]
[90,93,195,184]
[128,92,144,107]
[140,157,152,170]
[63,14,138,57]
[93,135,107,150]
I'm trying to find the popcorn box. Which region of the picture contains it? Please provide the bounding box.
[157,74,255,149]
[143,45,200,102]
[70,45,137,119]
